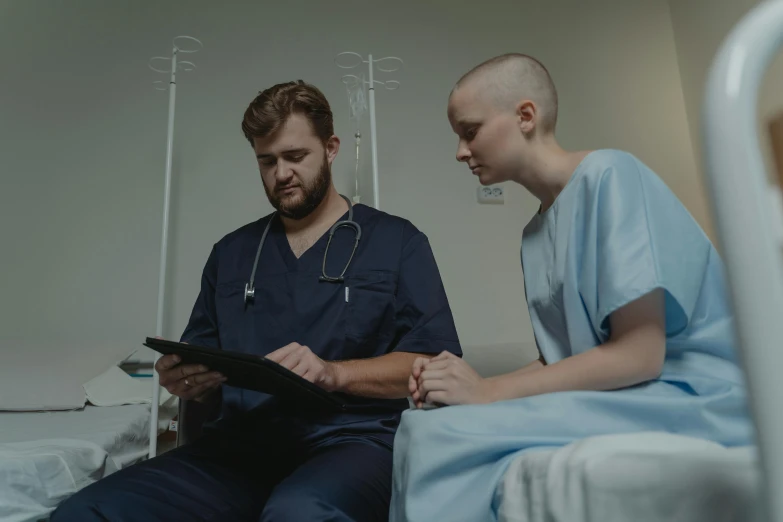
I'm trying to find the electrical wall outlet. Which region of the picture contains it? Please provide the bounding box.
[477,184,504,204]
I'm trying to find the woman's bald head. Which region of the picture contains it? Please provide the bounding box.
[451,53,558,134]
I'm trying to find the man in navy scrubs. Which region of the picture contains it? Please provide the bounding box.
[52,80,461,521]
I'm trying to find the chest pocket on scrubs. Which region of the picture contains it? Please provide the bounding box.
[345,271,397,342]
[214,278,288,355]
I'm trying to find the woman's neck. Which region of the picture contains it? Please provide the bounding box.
[515,142,591,213]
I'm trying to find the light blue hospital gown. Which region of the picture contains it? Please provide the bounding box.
[390,149,754,522]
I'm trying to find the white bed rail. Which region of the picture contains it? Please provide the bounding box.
[702,1,783,521]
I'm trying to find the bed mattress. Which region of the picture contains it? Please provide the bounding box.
[495,432,762,522]
[0,403,176,522]
[0,404,154,467]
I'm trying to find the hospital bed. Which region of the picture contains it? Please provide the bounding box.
[492,2,783,521]
[0,404,178,522]
[1,404,153,468]
[0,360,178,522]
[464,350,763,522]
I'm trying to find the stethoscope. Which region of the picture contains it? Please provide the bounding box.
[244,194,362,304]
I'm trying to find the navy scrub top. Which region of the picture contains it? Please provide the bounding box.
[180,203,462,448]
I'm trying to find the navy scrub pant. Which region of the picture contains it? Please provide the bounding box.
[50,429,392,522]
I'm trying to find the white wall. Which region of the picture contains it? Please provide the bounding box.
[670,0,783,196]
[1,0,701,370]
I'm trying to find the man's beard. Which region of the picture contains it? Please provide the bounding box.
[264,155,331,220]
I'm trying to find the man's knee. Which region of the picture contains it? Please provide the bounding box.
[50,470,155,522]
[259,488,332,522]
[50,487,104,522]
[259,442,392,522]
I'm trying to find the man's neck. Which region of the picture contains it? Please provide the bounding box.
[514,139,591,213]
[280,188,348,236]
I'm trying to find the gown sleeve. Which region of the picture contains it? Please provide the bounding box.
[180,244,221,348]
[390,225,462,356]
[577,152,712,342]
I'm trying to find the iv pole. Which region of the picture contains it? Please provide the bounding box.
[147,35,202,458]
[335,52,403,210]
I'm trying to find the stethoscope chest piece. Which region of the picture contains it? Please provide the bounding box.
[244,282,255,303]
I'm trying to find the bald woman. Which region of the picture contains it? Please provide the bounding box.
[390,54,754,521]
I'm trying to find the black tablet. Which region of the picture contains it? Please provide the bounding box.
[143,337,346,412]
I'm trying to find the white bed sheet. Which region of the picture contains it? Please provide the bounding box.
[0,404,154,468]
[495,432,762,522]
[0,438,115,522]
[0,404,178,522]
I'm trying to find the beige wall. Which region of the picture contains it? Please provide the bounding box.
[670,0,783,196]
[1,0,703,370]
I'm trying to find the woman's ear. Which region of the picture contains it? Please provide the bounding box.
[516,100,537,135]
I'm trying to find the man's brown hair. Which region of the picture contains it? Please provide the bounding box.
[241,80,334,146]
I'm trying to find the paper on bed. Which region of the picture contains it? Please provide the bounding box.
[0,340,136,411]
[83,365,175,407]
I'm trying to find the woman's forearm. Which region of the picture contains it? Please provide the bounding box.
[517,356,545,375]
[483,290,666,403]
[483,340,662,403]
